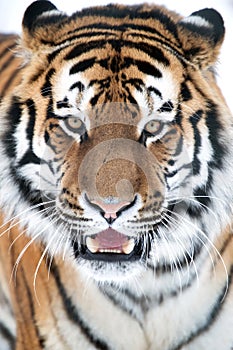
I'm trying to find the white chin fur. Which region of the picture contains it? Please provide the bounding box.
[77,260,144,285]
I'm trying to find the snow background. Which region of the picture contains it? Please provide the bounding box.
[0,0,232,111]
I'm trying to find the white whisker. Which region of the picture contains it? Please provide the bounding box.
[156,224,183,293]
[0,200,56,237]
[162,211,200,287]
[164,207,229,300]
[11,215,60,283]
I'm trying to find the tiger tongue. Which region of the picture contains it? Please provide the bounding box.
[86,228,135,254]
[96,228,128,249]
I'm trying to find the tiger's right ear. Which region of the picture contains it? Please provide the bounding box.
[21,1,67,52]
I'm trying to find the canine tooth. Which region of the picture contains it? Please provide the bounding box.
[86,237,99,253]
[122,239,135,254]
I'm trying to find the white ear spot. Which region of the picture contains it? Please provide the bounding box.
[181,16,213,28]
[38,9,66,19]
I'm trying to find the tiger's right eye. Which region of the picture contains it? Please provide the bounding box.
[144,120,161,134]
[64,116,85,134]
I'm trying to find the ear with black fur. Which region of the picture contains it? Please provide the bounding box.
[21,1,67,51]
[178,8,225,68]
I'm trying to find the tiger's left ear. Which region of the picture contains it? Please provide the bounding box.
[21,1,67,52]
[178,8,225,68]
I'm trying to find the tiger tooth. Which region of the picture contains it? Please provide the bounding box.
[122,239,135,255]
[99,249,122,254]
[86,237,99,253]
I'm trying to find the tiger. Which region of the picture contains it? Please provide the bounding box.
[0,0,233,349]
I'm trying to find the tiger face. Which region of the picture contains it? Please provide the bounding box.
[0,1,229,283]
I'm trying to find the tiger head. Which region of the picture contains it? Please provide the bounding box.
[1,1,232,283]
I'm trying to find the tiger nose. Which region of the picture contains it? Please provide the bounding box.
[89,198,132,224]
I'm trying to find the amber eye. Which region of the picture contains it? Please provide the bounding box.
[144,120,161,135]
[64,116,85,133]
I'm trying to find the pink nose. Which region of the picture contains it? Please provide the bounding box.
[91,199,131,220]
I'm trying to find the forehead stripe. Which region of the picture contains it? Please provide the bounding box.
[70,57,96,75]
[51,20,178,48]
[69,55,162,79]
[65,39,169,66]
[71,5,179,39]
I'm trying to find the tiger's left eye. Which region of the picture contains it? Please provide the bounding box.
[64,116,85,133]
[144,120,161,134]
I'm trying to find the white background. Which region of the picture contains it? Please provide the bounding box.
[0,0,232,111]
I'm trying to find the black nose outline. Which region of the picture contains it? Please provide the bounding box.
[84,194,138,224]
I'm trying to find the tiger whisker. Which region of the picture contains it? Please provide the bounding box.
[11,215,59,283]
[155,224,184,293]
[164,207,215,265]
[46,221,68,281]
[167,194,232,214]
[164,207,229,300]
[33,233,59,305]
[0,206,53,244]
[0,200,56,234]
[162,211,200,287]
[62,221,74,261]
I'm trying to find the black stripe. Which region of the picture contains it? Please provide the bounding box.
[0,321,15,349]
[47,22,181,64]
[9,165,43,207]
[0,68,21,98]
[173,265,233,350]
[25,99,36,149]
[45,21,179,67]
[69,55,162,78]
[125,78,144,92]
[29,68,45,84]
[90,90,105,106]
[65,39,169,66]
[148,234,203,274]
[21,269,45,348]
[56,97,70,109]
[174,106,183,127]
[126,30,183,58]
[69,81,85,91]
[99,285,144,324]
[16,99,41,166]
[123,84,139,106]
[18,150,41,166]
[180,80,192,102]
[47,29,119,48]
[65,40,108,60]
[2,96,22,159]
[51,263,111,350]
[205,102,226,168]
[41,68,56,97]
[158,100,174,113]
[70,5,180,43]
[187,171,213,218]
[189,109,203,175]
[0,53,15,75]
[107,284,145,306]
[70,57,96,74]
[63,7,181,46]
[148,86,162,99]
[131,58,162,78]
[0,43,16,60]
[125,41,169,66]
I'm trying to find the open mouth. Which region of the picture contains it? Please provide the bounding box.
[73,228,145,262]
